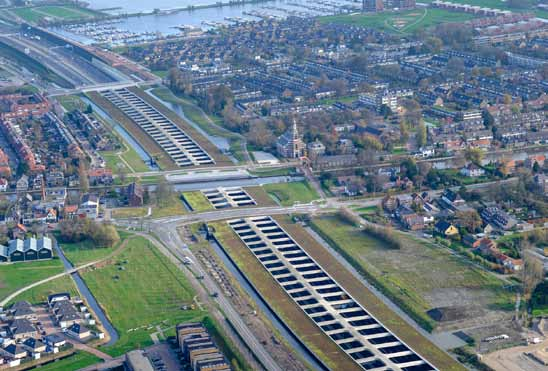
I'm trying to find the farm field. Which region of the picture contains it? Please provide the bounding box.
[210,220,357,370]
[321,8,476,33]
[35,351,101,371]
[81,236,203,356]
[8,276,78,305]
[0,259,66,301]
[263,181,320,206]
[275,215,466,371]
[310,215,515,332]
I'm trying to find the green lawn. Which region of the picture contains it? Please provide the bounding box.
[0,259,65,302]
[263,181,320,206]
[321,8,476,33]
[249,167,295,177]
[12,5,102,23]
[82,236,203,356]
[8,276,78,305]
[59,234,127,267]
[151,193,187,218]
[36,351,102,371]
[311,215,515,331]
[182,191,214,212]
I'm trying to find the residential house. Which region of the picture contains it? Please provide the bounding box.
[481,207,517,231]
[0,178,7,192]
[66,323,91,340]
[2,344,27,359]
[460,163,485,177]
[434,220,459,237]
[127,182,144,207]
[88,168,113,186]
[534,174,548,194]
[395,205,424,230]
[80,194,99,219]
[22,338,46,356]
[8,319,37,340]
[9,301,35,320]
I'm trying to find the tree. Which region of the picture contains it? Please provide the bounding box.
[416,121,427,148]
[78,160,89,193]
[464,147,484,165]
[156,179,174,208]
[400,157,418,180]
[522,242,544,301]
[456,210,482,233]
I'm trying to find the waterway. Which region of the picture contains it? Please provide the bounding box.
[52,0,358,45]
[173,175,303,191]
[207,233,328,371]
[81,96,158,171]
[53,242,119,346]
[145,89,231,152]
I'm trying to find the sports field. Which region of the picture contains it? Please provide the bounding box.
[11,5,103,23]
[321,8,476,33]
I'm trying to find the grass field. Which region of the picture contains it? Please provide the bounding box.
[82,236,202,356]
[263,181,320,206]
[310,215,515,332]
[111,207,148,219]
[8,276,78,305]
[12,5,102,23]
[182,191,214,212]
[151,193,187,218]
[36,351,101,371]
[59,232,130,267]
[321,8,476,33]
[0,259,66,302]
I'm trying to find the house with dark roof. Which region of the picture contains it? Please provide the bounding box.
[66,323,91,340]
[22,338,46,355]
[8,319,37,340]
[9,301,35,320]
[434,220,459,237]
[2,344,27,359]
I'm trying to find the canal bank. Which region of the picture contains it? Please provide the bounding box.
[53,242,119,346]
[207,232,329,371]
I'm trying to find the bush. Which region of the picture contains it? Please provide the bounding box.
[59,219,120,248]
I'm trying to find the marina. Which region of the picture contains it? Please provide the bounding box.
[51,0,360,46]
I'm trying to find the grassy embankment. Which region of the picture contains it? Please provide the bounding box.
[263,181,320,206]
